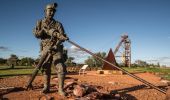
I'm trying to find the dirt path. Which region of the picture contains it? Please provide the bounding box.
[0,72,168,100]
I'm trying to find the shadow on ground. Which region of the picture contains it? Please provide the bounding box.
[110,85,147,100]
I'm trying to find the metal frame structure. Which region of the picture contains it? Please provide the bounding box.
[114,34,131,67]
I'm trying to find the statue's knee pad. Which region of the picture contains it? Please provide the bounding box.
[56,63,66,74]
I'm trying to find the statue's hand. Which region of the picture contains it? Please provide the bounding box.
[59,35,69,41]
[42,26,49,33]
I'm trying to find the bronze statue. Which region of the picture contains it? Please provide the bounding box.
[33,2,68,96]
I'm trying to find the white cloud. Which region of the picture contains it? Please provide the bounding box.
[70,45,79,51]
[67,45,89,63]
[145,57,170,67]
[0,46,11,51]
[157,57,170,61]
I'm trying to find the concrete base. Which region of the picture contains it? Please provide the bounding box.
[97,70,123,75]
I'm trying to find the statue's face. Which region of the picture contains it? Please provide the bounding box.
[45,9,55,19]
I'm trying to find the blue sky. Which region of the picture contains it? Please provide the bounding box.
[0,0,170,66]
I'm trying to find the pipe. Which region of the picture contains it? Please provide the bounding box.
[67,40,166,94]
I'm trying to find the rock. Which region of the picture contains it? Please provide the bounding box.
[73,85,86,97]
[64,81,77,90]
[108,81,119,85]
[110,90,118,96]
[85,92,103,99]
[97,70,104,74]
[165,88,170,100]
[161,80,170,86]
[161,80,170,83]
[38,94,54,100]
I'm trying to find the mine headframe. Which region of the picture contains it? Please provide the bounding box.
[114,34,131,67]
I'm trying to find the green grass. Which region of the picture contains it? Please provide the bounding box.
[0,69,34,76]
[123,67,146,73]
[0,66,170,80]
[160,74,170,80]
[0,66,57,78]
[0,66,35,77]
[0,66,34,69]
[123,67,170,80]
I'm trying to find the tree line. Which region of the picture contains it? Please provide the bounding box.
[0,54,78,68]
[0,53,164,68]
[0,54,35,68]
[84,52,163,68]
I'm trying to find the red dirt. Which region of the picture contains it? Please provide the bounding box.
[0,72,168,100]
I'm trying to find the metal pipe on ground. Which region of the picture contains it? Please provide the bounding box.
[67,40,167,94]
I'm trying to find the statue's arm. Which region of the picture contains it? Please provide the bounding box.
[55,22,68,40]
[47,22,68,41]
[33,20,44,38]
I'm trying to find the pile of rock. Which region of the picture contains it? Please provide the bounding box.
[63,81,115,99]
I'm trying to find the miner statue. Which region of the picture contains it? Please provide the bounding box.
[33,3,68,96]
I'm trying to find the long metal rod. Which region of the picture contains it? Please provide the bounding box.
[67,40,166,94]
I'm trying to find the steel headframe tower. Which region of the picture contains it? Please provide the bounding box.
[114,34,131,67]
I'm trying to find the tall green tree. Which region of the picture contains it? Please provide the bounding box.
[93,52,106,67]
[7,54,19,68]
[85,52,106,67]
[85,57,94,67]
[0,58,7,65]
[156,62,160,67]
[65,57,76,66]
[19,57,35,66]
[135,60,148,67]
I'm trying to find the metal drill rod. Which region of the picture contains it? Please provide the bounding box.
[67,40,166,94]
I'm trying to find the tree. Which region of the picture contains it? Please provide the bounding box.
[0,58,7,65]
[65,57,76,67]
[93,52,106,67]
[85,52,106,68]
[157,62,160,67]
[7,54,19,68]
[85,57,94,67]
[19,57,35,66]
[135,60,148,67]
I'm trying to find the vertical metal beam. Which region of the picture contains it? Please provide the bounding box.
[114,34,131,67]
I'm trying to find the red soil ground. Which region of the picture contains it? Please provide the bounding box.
[0,71,169,100]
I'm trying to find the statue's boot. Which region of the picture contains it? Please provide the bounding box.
[42,74,50,93]
[58,74,66,96]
